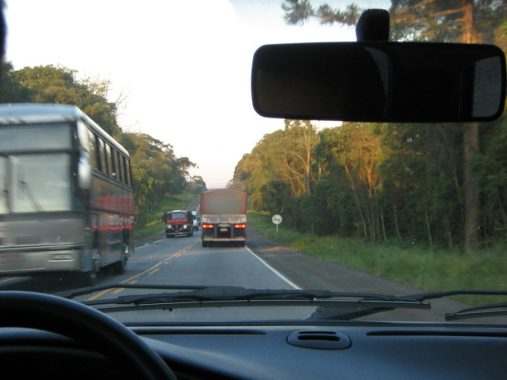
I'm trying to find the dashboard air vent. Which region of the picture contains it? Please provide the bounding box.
[287,330,351,350]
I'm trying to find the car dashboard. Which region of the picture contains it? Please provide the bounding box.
[2,322,507,379]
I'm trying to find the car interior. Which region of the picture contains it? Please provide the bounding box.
[0,3,506,380]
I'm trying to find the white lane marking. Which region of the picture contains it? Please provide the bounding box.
[245,246,301,290]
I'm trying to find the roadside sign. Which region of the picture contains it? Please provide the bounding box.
[272,214,282,233]
[272,214,283,225]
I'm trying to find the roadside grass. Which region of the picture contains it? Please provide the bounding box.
[135,192,196,239]
[248,211,507,305]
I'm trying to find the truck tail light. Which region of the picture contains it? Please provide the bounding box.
[234,223,246,229]
[202,223,214,229]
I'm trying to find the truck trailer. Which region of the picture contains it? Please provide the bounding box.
[200,189,247,247]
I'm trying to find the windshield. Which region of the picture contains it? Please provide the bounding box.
[167,212,188,220]
[0,123,74,213]
[9,153,72,213]
[1,0,506,326]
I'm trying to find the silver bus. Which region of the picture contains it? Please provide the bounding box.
[0,104,135,282]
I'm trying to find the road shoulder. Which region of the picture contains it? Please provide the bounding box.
[246,227,466,321]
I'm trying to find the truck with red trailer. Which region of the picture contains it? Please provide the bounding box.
[200,189,247,247]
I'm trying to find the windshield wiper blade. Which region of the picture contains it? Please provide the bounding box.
[59,283,207,299]
[397,289,507,302]
[309,289,507,321]
[446,302,507,321]
[19,179,43,212]
[82,286,426,307]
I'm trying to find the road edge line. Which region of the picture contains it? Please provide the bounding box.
[245,246,301,290]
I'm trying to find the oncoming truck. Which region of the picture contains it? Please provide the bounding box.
[200,189,247,247]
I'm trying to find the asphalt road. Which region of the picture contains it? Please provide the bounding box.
[0,234,293,289]
[82,233,296,301]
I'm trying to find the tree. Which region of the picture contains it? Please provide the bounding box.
[281,0,506,251]
[282,0,359,26]
[316,124,384,241]
[0,63,33,102]
[13,65,121,136]
[232,120,320,215]
[188,176,207,193]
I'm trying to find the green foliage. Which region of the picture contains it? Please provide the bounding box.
[232,120,319,212]
[282,0,359,26]
[0,63,33,102]
[389,0,505,43]
[282,1,506,45]
[267,0,506,251]
[13,65,121,136]
[118,132,196,225]
[472,115,507,245]
[237,115,507,250]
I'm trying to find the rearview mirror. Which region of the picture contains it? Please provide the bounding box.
[252,42,506,122]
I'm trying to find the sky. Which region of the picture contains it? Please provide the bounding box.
[4,0,388,188]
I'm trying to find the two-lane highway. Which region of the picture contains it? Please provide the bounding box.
[1,231,469,323]
[83,233,298,302]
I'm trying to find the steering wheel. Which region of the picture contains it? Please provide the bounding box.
[0,291,176,379]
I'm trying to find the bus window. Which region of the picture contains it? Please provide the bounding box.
[77,121,90,152]
[111,147,118,179]
[104,143,112,176]
[98,138,106,173]
[0,124,72,151]
[118,152,125,183]
[124,157,132,186]
[88,130,97,169]
[121,156,127,185]
[0,156,7,213]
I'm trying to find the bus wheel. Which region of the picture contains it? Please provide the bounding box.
[202,241,207,248]
[84,270,99,286]
[71,269,98,288]
[75,250,100,286]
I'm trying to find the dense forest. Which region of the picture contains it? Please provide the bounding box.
[0,64,206,223]
[232,0,506,252]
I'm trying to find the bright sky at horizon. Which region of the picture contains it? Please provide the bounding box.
[4,0,386,188]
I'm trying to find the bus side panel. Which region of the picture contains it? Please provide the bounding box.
[90,172,133,268]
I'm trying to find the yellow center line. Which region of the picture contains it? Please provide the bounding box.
[86,244,192,301]
[111,279,139,294]
[147,267,160,276]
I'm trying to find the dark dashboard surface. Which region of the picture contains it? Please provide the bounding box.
[141,324,507,379]
[1,323,506,379]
